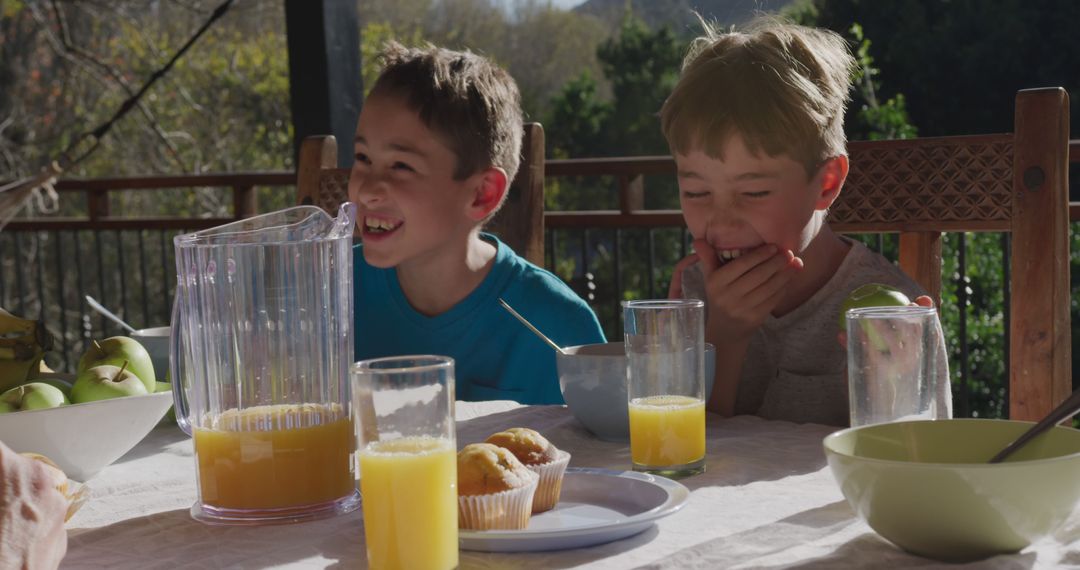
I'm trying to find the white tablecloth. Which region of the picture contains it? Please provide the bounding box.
[62,402,1080,569]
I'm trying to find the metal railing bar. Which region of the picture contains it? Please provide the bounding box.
[159,230,170,324]
[614,228,622,323]
[74,230,89,356]
[0,235,7,307]
[12,233,24,315]
[581,229,590,295]
[647,229,656,299]
[117,230,129,336]
[34,233,46,321]
[1002,233,1011,418]
[138,230,149,327]
[958,232,970,418]
[53,231,68,370]
[94,231,106,334]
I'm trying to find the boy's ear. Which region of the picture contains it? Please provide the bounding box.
[814,155,849,211]
[466,167,509,222]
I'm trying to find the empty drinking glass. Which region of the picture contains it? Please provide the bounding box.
[846,305,951,427]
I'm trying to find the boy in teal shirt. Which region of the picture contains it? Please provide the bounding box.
[349,42,605,404]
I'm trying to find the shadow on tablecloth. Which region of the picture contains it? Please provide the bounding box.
[64,506,366,568]
[630,501,1041,570]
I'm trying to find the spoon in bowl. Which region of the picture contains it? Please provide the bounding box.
[85,295,137,334]
[988,387,1080,463]
[497,298,567,355]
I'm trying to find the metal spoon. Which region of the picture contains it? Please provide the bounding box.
[85,295,137,334]
[988,387,1080,463]
[498,298,567,355]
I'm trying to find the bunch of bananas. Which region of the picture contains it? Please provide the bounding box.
[0,308,54,393]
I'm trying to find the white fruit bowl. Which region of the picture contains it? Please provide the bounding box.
[0,390,174,481]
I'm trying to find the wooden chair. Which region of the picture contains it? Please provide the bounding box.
[296,123,546,266]
[829,87,1071,422]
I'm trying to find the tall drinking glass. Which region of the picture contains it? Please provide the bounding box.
[622,299,706,478]
[171,203,359,525]
[353,356,458,570]
[846,305,950,426]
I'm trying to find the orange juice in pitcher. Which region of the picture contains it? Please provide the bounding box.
[193,404,355,511]
[172,203,361,524]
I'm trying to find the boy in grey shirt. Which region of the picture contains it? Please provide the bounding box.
[660,19,951,425]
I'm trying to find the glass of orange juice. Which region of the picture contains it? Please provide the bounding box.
[353,355,458,570]
[623,299,706,478]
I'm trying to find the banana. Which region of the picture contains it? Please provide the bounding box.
[0,308,52,393]
[0,308,39,339]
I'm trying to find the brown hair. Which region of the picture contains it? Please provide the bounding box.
[660,18,856,175]
[370,42,523,187]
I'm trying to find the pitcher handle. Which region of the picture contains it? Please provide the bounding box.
[169,292,192,436]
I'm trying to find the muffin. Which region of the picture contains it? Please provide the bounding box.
[485,428,571,513]
[457,443,539,530]
[21,453,88,521]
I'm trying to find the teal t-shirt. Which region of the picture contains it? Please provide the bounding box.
[353,235,606,404]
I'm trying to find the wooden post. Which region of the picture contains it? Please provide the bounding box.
[233,185,257,219]
[87,189,109,221]
[284,0,361,170]
[1009,87,1071,421]
[619,174,645,214]
[898,231,942,306]
[296,135,338,208]
[488,123,545,266]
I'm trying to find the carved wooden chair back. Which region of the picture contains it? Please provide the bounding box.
[296,123,546,266]
[829,87,1071,421]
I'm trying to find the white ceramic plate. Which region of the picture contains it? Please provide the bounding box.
[459,467,690,552]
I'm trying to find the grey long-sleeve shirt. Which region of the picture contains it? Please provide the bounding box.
[682,238,952,426]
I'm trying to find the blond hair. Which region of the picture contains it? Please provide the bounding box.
[660,18,856,175]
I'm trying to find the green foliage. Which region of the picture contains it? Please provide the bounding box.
[806,0,1080,137]
[541,14,687,335]
[358,0,608,120]
[846,23,917,141]
[546,14,682,161]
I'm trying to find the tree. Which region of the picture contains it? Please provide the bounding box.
[542,13,688,337]
[805,0,1080,138]
[358,0,608,120]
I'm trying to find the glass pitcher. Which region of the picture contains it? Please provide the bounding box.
[170,202,360,525]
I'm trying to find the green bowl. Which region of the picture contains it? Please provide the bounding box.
[823,419,1080,562]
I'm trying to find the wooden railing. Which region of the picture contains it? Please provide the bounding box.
[2,141,1079,418]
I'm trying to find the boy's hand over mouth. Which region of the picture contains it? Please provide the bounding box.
[695,240,803,342]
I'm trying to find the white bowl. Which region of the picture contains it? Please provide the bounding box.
[557,342,715,441]
[0,391,174,481]
[130,326,171,381]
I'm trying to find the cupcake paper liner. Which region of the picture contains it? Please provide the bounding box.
[528,450,571,513]
[458,470,539,530]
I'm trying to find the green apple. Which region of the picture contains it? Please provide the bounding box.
[33,378,74,399]
[78,337,156,393]
[838,283,911,330]
[71,363,149,403]
[155,380,177,425]
[0,382,69,412]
